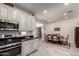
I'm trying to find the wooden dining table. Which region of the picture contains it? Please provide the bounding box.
[44,34,70,48]
[44,34,64,44]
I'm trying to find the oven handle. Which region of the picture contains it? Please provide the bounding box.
[0,45,21,52]
[0,42,21,49]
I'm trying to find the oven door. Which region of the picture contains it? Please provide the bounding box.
[0,44,21,56]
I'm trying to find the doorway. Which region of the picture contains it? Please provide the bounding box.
[36,27,42,38]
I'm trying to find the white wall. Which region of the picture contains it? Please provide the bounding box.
[45,17,79,44]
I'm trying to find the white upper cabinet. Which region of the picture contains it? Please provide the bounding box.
[19,10,34,31]
[31,16,36,30]
[0,4,19,22]
[24,15,29,31]
[28,16,36,31]
[19,12,28,31]
[0,4,36,31]
[19,13,24,31]
[7,7,12,20]
[11,8,19,21]
[0,4,8,19]
[27,16,31,31]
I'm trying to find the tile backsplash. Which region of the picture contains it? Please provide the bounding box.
[0,30,20,36]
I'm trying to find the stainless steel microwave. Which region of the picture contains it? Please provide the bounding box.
[0,19,19,31]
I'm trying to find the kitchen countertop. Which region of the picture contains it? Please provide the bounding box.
[0,35,25,40]
[0,35,38,41]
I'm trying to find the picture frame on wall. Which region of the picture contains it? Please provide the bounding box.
[54,27,60,31]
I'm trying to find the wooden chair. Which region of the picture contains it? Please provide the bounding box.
[44,36,49,42]
[62,35,70,48]
[47,34,52,41]
[59,36,64,45]
[62,35,69,45]
[52,34,60,44]
[44,34,52,42]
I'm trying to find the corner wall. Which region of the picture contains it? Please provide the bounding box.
[45,18,79,44]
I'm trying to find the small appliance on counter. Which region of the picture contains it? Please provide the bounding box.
[0,34,4,38]
[20,31,27,36]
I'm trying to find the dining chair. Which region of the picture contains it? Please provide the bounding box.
[52,34,59,44]
[62,34,71,48]
[62,35,69,45]
[44,34,52,42]
[59,36,64,45]
[44,35,49,42]
[47,34,52,41]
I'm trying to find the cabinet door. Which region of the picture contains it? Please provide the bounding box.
[31,16,36,30]
[23,15,28,31]
[12,8,18,21]
[22,41,32,56]
[19,14,24,31]
[0,5,8,19]
[7,7,12,20]
[27,16,31,31]
[19,13,26,31]
[29,16,36,31]
[32,39,39,51]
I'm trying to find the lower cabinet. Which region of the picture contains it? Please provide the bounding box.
[32,39,39,51]
[22,40,32,56]
[22,39,39,56]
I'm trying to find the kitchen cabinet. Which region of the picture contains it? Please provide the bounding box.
[19,11,35,31]
[30,16,36,31]
[24,15,29,31]
[11,8,19,21]
[27,16,31,31]
[19,13,28,31]
[19,13,24,31]
[0,4,36,32]
[0,4,8,19]
[27,16,36,31]
[7,7,12,20]
[0,4,19,22]
[22,39,39,56]
[22,40,33,56]
[32,39,39,51]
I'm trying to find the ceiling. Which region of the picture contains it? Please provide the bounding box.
[13,3,79,23]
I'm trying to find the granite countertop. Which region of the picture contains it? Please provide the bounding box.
[0,35,38,40]
[0,35,26,40]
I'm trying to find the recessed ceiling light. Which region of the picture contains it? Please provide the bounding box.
[44,10,47,14]
[64,3,68,5]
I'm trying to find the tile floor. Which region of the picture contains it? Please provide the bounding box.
[30,41,79,56]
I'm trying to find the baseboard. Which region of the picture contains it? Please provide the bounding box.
[69,43,76,48]
[26,50,38,56]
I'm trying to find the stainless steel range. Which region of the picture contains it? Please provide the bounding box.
[0,34,21,56]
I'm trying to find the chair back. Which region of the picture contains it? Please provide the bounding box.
[63,34,69,41]
[66,35,69,41]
